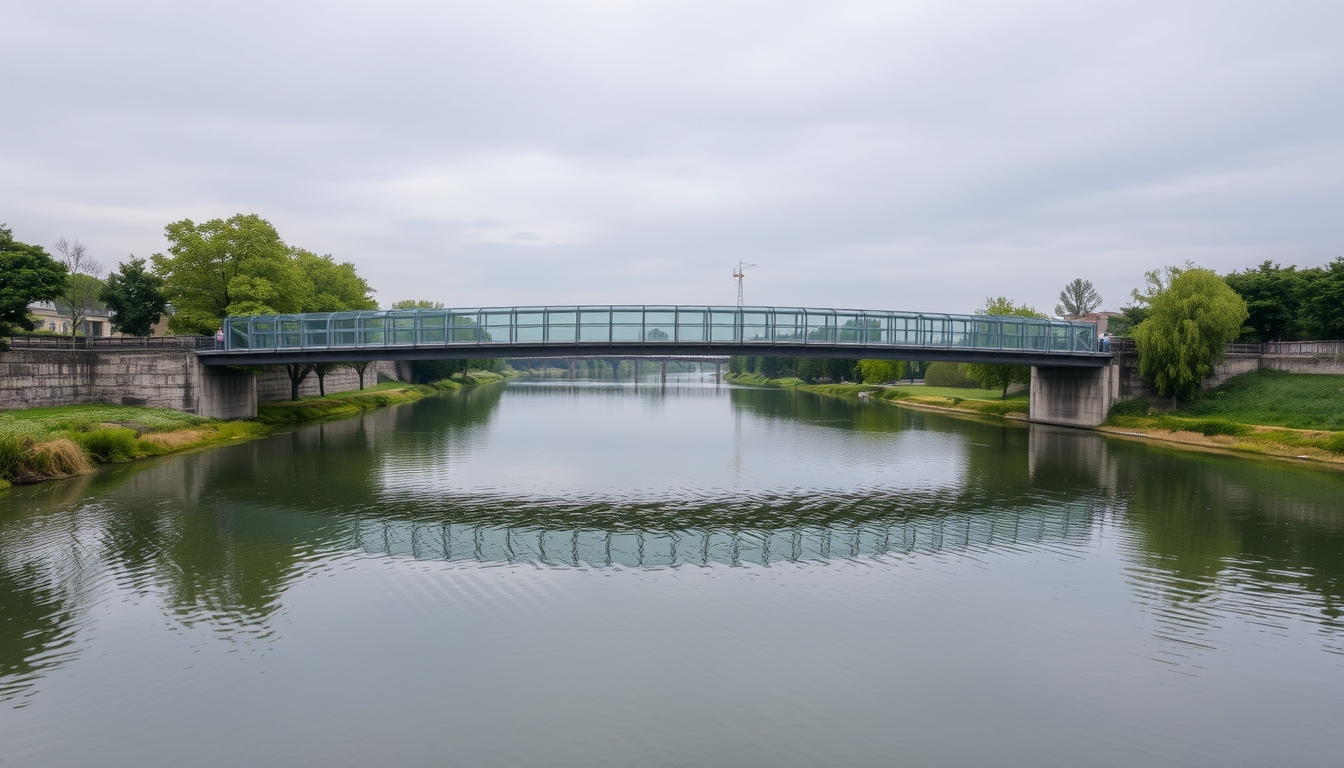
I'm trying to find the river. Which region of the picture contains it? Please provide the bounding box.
[3,376,1344,767]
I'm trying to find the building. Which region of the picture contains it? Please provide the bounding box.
[25,301,170,338]
[1065,311,1123,336]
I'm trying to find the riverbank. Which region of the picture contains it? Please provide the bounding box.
[0,371,514,489]
[1101,370,1344,466]
[727,371,1344,467]
[724,374,1029,418]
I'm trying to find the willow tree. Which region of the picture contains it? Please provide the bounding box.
[1134,268,1248,401]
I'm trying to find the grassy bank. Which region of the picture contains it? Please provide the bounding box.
[724,374,1029,418]
[0,404,268,488]
[255,371,511,425]
[2,371,516,489]
[1102,370,1344,465]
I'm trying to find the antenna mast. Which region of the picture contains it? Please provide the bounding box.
[732,262,756,307]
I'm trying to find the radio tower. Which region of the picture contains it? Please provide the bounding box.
[732,262,756,307]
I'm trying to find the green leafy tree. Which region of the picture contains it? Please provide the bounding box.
[293,249,377,312]
[965,297,1046,398]
[1134,268,1248,401]
[100,257,168,336]
[1055,278,1102,317]
[858,359,905,384]
[391,299,445,310]
[1300,257,1344,340]
[152,214,307,334]
[0,225,68,338]
[1222,261,1308,341]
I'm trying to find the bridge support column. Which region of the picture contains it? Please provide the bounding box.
[715,362,722,383]
[660,360,667,385]
[568,358,576,381]
[194,357,257,419]
[1028,363,1118,428]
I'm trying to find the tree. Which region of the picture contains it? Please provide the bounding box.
[100,257,168,336]
[312,362,341,397]
[285,363,314,402]
[1222,261,1308,342]
[52,238,104,339]
[1300,257,1344,340]
[1134,269,1248,401]
[965,297,1046,398]
[151,214,307,334]
[1055,278,1102,317]
[858,359,905,384]
[1130,260,1196,308]
[0,225,68,338]
[391,299,445,310]
[346,361,373,390]
[293,249,377,311]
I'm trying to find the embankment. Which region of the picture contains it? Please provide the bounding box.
[0,371,512,489]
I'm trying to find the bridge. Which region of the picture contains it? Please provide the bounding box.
[198,305,1107,367]
[188,305,1115,426]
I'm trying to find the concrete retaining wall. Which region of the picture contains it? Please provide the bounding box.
[1031,351,1344,428]
[255,361,403,403]
[0,349,410,418]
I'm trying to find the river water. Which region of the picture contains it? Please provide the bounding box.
[3,377,1344,767]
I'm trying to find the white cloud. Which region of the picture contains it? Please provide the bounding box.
[2,0,1341,314]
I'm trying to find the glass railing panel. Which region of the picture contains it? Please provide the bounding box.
[547,325,576,343]
[612,324,642,342]
[579,324,610,342]
[516,325,543,343]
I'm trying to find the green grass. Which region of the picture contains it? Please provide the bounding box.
[0,403,206,439]
[1173,370,1344,431]
[257,384,435,424]
[889,385,1026,401]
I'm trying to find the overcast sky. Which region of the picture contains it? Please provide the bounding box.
[3,1,1341,314]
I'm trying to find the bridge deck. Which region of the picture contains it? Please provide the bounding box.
[200,305,1109,367]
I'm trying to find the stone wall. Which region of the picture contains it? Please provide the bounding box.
[255,361,404,403]
[0,349,410,418]
[0,348,257,418]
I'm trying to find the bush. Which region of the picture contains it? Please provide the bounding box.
[74,428,139,462]
[1324,433,1344,455]
[411,359,465,384]
[924,362,976,388]
[1177,418,1252,437]
[1108,398,1151,418]
[0,434,24,479]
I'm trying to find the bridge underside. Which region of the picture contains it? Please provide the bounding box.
[197,343,1109,368]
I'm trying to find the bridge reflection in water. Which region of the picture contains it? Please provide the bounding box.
[348,502,1096,567]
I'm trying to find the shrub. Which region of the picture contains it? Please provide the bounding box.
[0,434,25,479]
[924,362,976,388]
[1325,433,1344,455]
[1108,398,1151,418]
[1179,418,1252,437]
[75,428,139,462]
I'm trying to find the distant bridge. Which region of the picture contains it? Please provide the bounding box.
[197,305,1107,368]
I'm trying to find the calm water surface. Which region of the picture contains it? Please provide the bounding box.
[3,377,1344,767]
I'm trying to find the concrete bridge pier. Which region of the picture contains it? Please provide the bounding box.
[715,362,723,383]
[1028,363,1118,428]
[660,360,668,385]
[568,358,576,381]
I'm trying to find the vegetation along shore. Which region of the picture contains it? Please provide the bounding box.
[727,366,1344,468]
[0,370,512,490]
